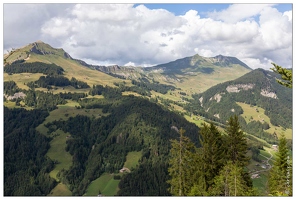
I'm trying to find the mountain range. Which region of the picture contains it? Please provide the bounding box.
[4,40,251,94]
[3,41,292,196]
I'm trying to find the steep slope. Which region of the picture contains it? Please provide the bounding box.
[4,41,252,96]
[186,68,292,129]
[4,41,123,87]
[88,53,252,95]
[143,54,252,94]
[42,92,200,196]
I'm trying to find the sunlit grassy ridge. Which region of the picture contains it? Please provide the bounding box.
[4,41,130,90]
[237,102,292,140]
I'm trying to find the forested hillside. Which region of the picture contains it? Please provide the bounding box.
[4,84,200,196]
[3,41,292,196]
[4,107,57,195]
[186,68,292,129]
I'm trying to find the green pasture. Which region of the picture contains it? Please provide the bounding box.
[3,101,33,110]
[4,72,44,90]
[46,130,73,180]
[48,183,72,196]
[85,151,142,196]
[36,100,107,135]
[237,102,292,140]
[122,91,143,97]
[123,151,142,170]
[84,173,120,196]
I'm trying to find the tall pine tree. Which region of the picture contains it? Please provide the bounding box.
[167,127,197,196]
[210,161,251,196]
[198,123,226,190]
[225,115,249,167]
[268,135,292,196]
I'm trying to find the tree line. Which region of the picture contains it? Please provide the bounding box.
[27,76,90,89]
[4,62,64,76]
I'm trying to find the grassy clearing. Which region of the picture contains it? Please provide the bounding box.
[237,102,292,140]
[170,103,186,113]
[123,151,142,170]
[184,114,208,128]
[150,90,184,102]
[184,114,226,133]
[122,91,143,97]
[48,86,90,95]
[46,130,72,180]
[101,179,121,196]
[85,151,142,196]
[36,100,108,135]
[48,183,72,196]
[3,101,34,110]
[4,72,44,90]
[84,173,120,196]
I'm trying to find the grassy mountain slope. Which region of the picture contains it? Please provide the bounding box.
[186,68,292,141]
[4,41,125,88]
[88,53,252,95]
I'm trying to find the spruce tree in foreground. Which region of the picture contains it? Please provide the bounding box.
[167,127,197,196]
[268,135,292,196]
[168,116,255,196]
[198,123,226,190]
[210,161,250,196]
[225,115,249,167]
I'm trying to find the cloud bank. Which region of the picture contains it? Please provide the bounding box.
[3,4,292,70]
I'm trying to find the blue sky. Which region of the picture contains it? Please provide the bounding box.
[141,3,292,18]
[3,3,293,70]
[138,4,231,16]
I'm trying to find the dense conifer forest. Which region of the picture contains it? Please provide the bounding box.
[4,107,57,195]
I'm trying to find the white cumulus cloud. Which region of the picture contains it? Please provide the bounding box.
[3,3,292,70]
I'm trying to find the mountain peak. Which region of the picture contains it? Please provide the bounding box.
[35,40,45,43]
[210,54,252,70]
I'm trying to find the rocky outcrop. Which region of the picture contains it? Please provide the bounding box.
[226,83,255,93]
[209,93,224,103]
[199,96,203,107]
[5,92,26,100]
[260,89,277,99]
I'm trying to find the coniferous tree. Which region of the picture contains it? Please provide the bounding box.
[271,62,292,88]
[197,123,226,191]
[210,161,251,196]
[268,135,292,196]
[167,128,197,196]
[225,115,249,167]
